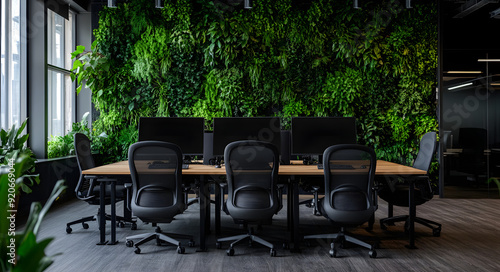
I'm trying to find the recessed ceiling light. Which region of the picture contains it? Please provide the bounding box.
[448,82,473,90]
[444,71,482,74]
[478,59,500,62]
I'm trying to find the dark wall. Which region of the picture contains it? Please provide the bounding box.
[18,157,80,217]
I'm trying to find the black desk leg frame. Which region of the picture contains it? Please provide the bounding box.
[95,177,118,246]
[406,177,417,249]
[98,180,108,245]
[198,175,209,252]
[290,175,301,253]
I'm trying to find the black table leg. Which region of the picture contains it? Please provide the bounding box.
[109,180,117,245]
[197,175,207,252]
[406,178,417,249]
[291,175,301,253]
[214,181,221,236]
[97,180,108,245]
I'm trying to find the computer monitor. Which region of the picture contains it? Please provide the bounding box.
[212,117,281,157]
[291,117,357,156]
[138,117,204,156]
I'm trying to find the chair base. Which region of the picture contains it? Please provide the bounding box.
[380,215,442,237]
[304,227,377,258]
[126,226,194,254]
[216,226,278,257]
[298,186,321,216]
[66,208,137,234]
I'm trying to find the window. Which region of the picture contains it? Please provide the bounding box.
[47,9,75,138]
[1,0,26,130]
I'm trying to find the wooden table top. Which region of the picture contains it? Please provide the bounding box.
[82,160,426,176]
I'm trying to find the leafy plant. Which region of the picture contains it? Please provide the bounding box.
[47,112,92,159]
[0,119,39,193]
[0,156,66,272]
[72,0,438,167]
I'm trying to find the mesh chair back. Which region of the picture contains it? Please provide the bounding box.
[74,133,97,200]
[75,133,96,171]
[224,140,280,223]
[322,144,376,225]
[413,132,437,172]
[128,141,184,223]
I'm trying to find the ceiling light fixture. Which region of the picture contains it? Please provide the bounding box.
[353,0,360,9]
[108,0,117,8]
[244,0,252,9]
[444,71,482,74]
[478,59,500,62]
[448,82,473,91]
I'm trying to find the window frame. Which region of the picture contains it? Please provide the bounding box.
[46,8,76,139]
[1,0,27,130]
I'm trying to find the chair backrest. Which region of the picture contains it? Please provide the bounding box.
[413,132,437,172]
[74,133,96,171]
[224,140,280,223]
[128,141,185,223]
[74,133,97,199]
[322,144,377,226]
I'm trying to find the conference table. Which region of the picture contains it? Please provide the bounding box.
[82,160,426,251]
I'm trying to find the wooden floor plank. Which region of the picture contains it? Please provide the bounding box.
[35,197,500,272]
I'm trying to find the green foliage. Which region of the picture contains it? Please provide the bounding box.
[47,112,92,159]
[0,150,66,271]
[70,0,438,167]
[0,119,39,193]
[1,155,66,271]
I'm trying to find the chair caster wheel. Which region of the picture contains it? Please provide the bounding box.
[227,248,235,256]
[433,228,441,237]
[66,226,72,234]
[134,247,141,254]
[329,249,337,258]
[369,250,377,258]
[188,240,195,247]
[131,223,137,230]
[117,222,125,228]
[82,223,89,229]
[216,242,222,249]
[126,240,134,247]
[270,249,277,257]
[177,246,185,254]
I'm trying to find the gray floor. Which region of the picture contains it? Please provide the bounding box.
[36,196,500,272]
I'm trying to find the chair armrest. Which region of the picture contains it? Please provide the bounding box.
[124,183,132,211]
[219,183,227,212]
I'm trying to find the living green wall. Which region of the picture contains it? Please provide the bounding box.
[75,0,437,166]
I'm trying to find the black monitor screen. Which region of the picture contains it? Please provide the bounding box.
[291,117,357,155]
[213,117,281,156]
[138,117,204,155]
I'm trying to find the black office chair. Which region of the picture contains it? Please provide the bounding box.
[378,131,441,237]
[304,144,378,258]
[125,141,194,254]
[216,140,283,257]
[66,133,136,234]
